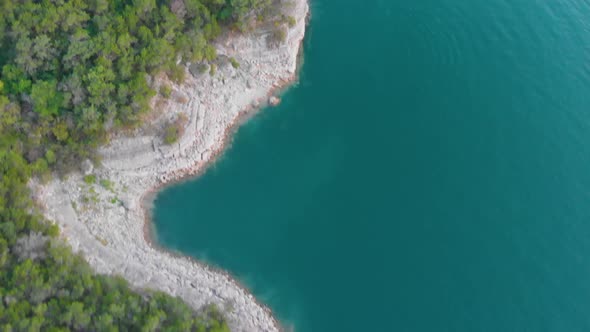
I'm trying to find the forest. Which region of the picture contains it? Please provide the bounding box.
[0,0,272,330]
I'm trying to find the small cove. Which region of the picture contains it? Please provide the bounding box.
[153,0,590,331]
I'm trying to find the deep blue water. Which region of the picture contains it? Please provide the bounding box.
[153,0,590,330]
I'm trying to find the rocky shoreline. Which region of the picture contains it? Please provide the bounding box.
[33,1,308,331]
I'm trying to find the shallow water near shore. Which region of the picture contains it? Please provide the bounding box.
[153,0,590,330]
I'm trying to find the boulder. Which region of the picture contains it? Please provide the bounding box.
[81,159,93,175]
[189,63,209,78]
[269,96,281,106]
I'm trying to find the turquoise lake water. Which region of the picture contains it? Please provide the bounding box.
[153,0,590,330]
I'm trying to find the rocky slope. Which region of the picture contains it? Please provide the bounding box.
[34,1,308,331]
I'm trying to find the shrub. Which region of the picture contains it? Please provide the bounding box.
[159,85,172,98]
[163,114,189,145]
[287,16,297,28]
[45,150,56,165]
[198,63,210,74]
[277,15,296,28]
[99,179,114,191]
[230,57,240,69]
[164,124,179,144]
[83,174,96,184]
[267,27,287,47]
[168,65,186,84]
[176,95,189,104]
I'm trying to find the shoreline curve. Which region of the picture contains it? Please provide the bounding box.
[34,1,309,331]
[141,46,307,330]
